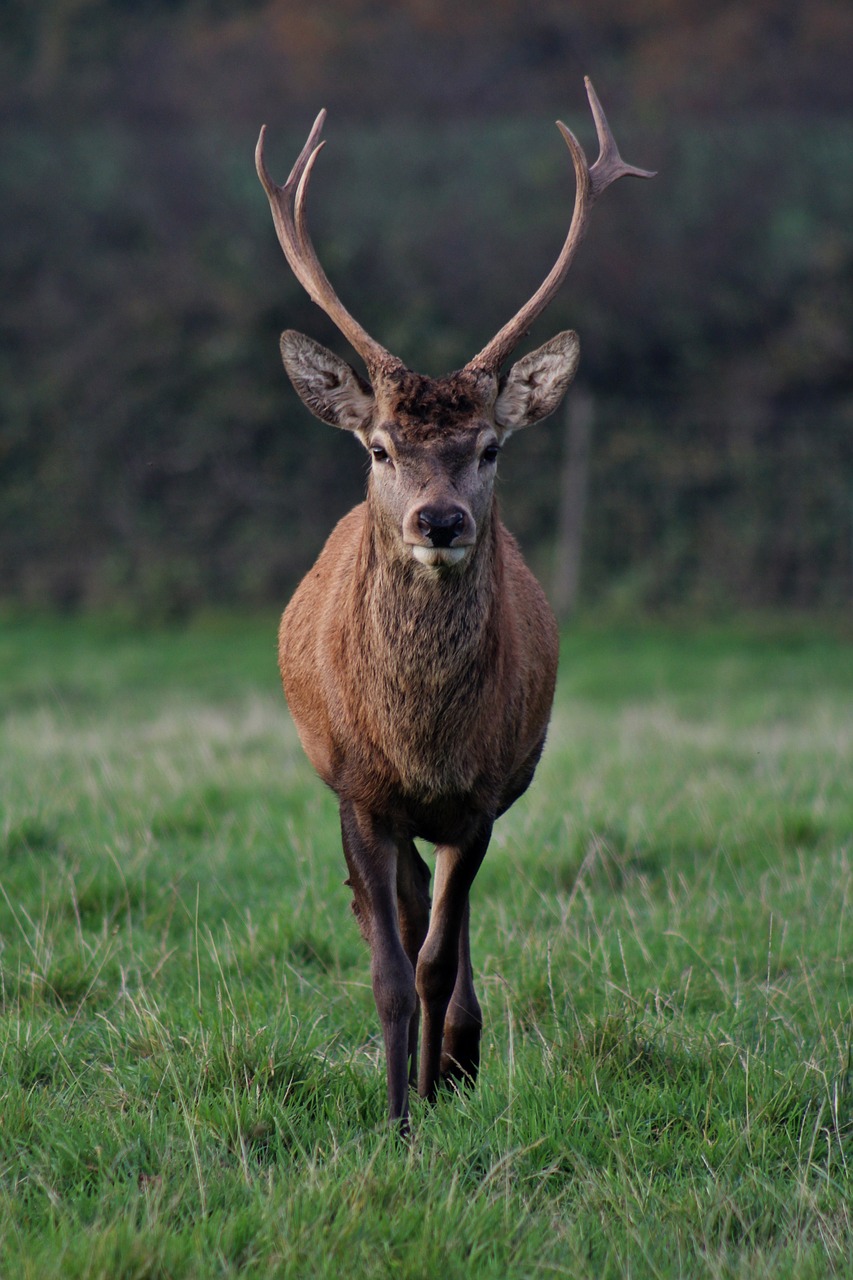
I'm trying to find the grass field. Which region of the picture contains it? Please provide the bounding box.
[1,616,851,1278]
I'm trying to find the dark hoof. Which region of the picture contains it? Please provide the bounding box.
[439,1030,480,1090]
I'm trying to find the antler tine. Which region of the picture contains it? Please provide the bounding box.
[585,77,656,197]
[255,114,402,379]
[293,142,332,272]
[466,78,655,376]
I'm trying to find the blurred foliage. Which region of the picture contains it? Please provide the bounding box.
[0,0,852,616]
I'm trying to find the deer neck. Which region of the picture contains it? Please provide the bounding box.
[345,497,502,801]
[355,495,500,681]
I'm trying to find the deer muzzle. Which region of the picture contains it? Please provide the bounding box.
[404,504,475,568]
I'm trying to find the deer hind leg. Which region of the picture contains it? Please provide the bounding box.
[339,801,416,1126]
[440,897,483,1088]
[396,839,431,1086]
[416,821,491,1103]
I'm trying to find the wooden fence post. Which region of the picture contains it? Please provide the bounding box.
[551,386,593,622]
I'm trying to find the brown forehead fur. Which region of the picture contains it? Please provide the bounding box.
[375,367,497,442]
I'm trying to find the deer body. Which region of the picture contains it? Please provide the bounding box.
[280,498,558,834]
[257,81,653,1125]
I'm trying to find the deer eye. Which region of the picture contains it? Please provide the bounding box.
[370,445,391,463]
[480,444,500,466]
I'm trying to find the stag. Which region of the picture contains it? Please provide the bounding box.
[256,79,653,1126]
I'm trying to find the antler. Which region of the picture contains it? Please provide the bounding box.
[256,111,404,380]
[465,77,655,375]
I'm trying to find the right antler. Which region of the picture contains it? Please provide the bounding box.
[256,111,404,381]
[465,78,655,376]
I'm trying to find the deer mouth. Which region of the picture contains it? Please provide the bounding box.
[410,545,470,568]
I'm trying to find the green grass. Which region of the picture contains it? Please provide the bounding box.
[1,615,851,1279]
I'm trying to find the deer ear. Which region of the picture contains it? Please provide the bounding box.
[280,331,375,432]
[494,332,580,433]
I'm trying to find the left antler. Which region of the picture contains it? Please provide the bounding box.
[465,77,655,375]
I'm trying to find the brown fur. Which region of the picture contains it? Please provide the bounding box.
[377,369,493,438]
[280,498,558,840]
[276,349,564,1126]
[258,83,653,1126]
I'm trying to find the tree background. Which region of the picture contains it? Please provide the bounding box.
[1,0,851,618]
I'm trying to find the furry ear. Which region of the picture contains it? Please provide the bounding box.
[280,331,375,432]
[494,332,580,433]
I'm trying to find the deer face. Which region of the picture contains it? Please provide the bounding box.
[280,330,580,572]
[367,418,499,570]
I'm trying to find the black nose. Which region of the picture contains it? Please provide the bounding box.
[417,509,466,548]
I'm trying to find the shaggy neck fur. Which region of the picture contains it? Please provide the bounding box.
[348,494,503,800]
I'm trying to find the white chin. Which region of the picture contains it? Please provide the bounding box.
[411,546,469,568]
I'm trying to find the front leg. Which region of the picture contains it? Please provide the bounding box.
[396,839,431,1087]
[440,897,483,1088]
[340,801,417,1126]
[415,820,492,1102]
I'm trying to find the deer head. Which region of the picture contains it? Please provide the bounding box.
[256,79,654,573]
